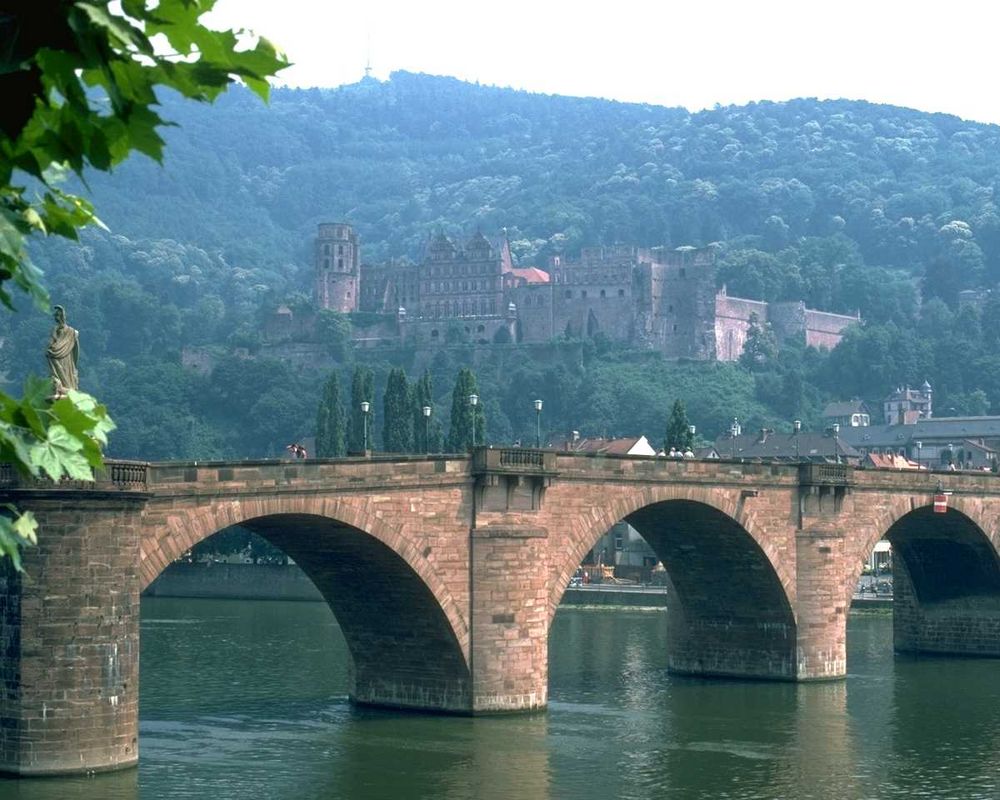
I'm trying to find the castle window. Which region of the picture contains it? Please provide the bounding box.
[323,244,331,255]
[582,290,588,299]
[600,289,606,298]
[668,304,673,313]
[338,258,344,270]
[680,268,686,277]
[618,289,625,297]
[324,259,331,269]
[338,245,344,255]
[477,324,485,333]
[490,299,496,314]
[431,329,439,338]
[673,324,678,332]
[565,290,572,298]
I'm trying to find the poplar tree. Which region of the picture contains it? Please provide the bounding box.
[348,366,374,452]
[315,372,345,457]
[665,399,693,452]
[446,368,486,451]
[382,368,413,453]
[412,370,443,453]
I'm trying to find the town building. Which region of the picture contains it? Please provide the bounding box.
[829,382,998,469]
[713,427,862,464]
[301,223,859,361]
[823,400,871,428]
[883,382,933,425]
[559,434,658,456]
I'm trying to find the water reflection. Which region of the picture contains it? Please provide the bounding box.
[1,769,138,800]
[887,653,1000,799]
[2,602,998,799]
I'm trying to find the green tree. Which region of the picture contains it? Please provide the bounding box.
[412,370,442,453]
[739,313,779,371]
[315,310,353,362]
[382,368,412,453]
[446,368,485,451]
[315,372,345,457]
[348,365,374,452]
[0,1,285,567]
[665,399,693,452]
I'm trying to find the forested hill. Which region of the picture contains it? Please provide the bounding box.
[8,71,1000,460]
[80,70,1000,298]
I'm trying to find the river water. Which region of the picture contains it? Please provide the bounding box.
[4,599,999,800]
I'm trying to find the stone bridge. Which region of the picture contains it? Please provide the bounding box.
[2,450,999,776]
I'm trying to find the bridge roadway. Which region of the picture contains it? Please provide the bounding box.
[2,449,999,775]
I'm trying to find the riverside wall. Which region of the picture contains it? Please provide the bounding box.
[143,562,324,601]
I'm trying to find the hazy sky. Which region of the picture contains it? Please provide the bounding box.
[208,0,1000,125]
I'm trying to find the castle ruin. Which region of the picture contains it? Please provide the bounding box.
[298,222,858,359]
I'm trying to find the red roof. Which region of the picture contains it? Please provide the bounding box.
[866,453,922,470]
[510,267,550,284]
[566,437,643,455]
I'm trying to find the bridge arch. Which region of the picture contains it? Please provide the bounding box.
[849,496,1000,658]
[140,495,472,712]
[845,495,999,609]
[547,484,798,680]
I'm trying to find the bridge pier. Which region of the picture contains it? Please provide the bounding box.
[470,526,548,712]
[794,526,848,679]
[0,497,143,776]
[892,530,1000,658]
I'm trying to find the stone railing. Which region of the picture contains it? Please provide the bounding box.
[0,460,148,492]
[471,447,557,475]
[799,462,852,486]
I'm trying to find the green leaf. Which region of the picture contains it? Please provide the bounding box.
[0,506,37,572]
[30,423,93,481]
[76,3,146,51]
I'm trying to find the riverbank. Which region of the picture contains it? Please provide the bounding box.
[144,563,892,609]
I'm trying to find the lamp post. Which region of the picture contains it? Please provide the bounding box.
[534,399,544,448]
[360,401,370,453]
[793,419,801,460]
[915,440,922,469]
[422,405,432,454]
[469,394,479,449]
[687,424,696,455]
[832,422,841,464]
[730,417,740,459]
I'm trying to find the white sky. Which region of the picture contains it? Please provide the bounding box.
[207,0,1000,125]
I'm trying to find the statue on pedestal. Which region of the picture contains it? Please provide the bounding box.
[46,305,79,399]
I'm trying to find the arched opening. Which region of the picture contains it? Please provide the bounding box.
[554,500,796,680]
[879,506,1000,657]
[142,513,471,712]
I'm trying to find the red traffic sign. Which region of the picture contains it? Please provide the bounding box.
[933,493,948,513]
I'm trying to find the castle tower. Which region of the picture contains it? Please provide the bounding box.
[315,222,360,312]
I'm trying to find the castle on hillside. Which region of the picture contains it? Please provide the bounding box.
[295,222,858,359]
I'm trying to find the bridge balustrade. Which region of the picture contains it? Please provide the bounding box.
[471,447,556,475]
[0,459,148,491]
